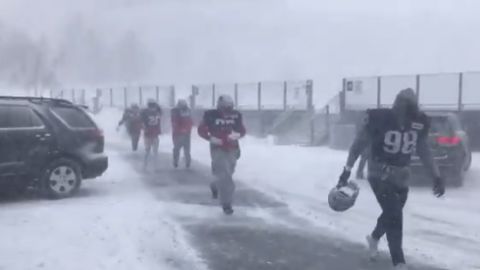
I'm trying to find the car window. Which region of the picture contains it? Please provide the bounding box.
[51,106,95,128]
[5,105,44,128]
[430,117,452,135]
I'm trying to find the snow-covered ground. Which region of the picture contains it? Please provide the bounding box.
[0,109,206,270]
[105,106,480,269]
[1,107,479,270]
[185,125,480,270]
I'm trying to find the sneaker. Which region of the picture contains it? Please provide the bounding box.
[394,263,408,270]
[366,235,379,260]
[210,184,218,199]
[222,205,234,215]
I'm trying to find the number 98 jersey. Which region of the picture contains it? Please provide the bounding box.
[365,109,430,167]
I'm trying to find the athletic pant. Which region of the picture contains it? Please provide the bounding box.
[368,163,410,266]
[144,136,159,168]
[210,147,240,206]
[173,134,191,167]
[130,132,140,151]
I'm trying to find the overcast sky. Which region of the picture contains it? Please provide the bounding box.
[1,0,479,102]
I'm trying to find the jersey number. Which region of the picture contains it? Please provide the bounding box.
[148,116,160,126]
[383,131,418,154]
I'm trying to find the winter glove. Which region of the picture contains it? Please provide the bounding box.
[337,166,351,188]
[228,132,241,141]
[210,136,223,146]
[433,176,445,197]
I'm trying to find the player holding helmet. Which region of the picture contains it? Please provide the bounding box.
[335,88,445,269]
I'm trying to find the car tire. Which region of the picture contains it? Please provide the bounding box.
[42,158,82,199]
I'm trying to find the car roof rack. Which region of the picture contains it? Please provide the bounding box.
[0,96,74,106]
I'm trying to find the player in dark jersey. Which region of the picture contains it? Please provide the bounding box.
[117,104,142,151]
[141,99,162,171]
[198,95,246,215]
[337,88,445,269]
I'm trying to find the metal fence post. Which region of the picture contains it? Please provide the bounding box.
[81,89,86,105]
[305,80,315,145]
[212,84,216,108]
[458,73,464,111]
[139,86,143,105]
[155,86,160,104]
[306,80,314,110]
[93,89,101,113]
[257,82,262,111]
[234,83,239,109]
[415,74,421,99]
[191,85,197,109]
[71,89,75,103]
[283,81,288,110]
[124,87,128,108]
[170,85,176,107]
[325,104,330,143]
[110,88,113,107]
[257,81,264,137]
[340,78,347,113]
[377,76,382,108]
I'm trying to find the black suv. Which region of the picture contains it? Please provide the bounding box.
[0,96,108,198]
[411,112,472,186]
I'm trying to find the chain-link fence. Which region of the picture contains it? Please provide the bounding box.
[324,71,480,149]
[343,72,480,111]
[47,79,314,113]
[0,88,37,97]
[189,80,316,145]
[191,80,314,110]
[44,80,318,145]
[50,85,175,111]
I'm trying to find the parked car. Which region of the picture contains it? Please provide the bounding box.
[411,112,472,186]
[0,96,108,198]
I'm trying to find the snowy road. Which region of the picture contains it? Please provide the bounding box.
[0,108,478,270]
[200,140,480,270]
[0,146,207,270]
[119,147,445,270]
